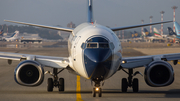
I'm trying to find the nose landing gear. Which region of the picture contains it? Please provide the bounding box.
[92,81,102,97]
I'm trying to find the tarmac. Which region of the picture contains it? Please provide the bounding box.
[1,42,180,101]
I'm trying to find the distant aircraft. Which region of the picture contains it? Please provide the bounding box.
[133,31,143,41]
[1,0,176,97]
[131,32,135,38]
[134,31,139,37]
[0,29,3,36]
[153,27,162,38]
[174,22,180,39]
[130,31,139,38]
[167,23,180,40]
[167,27,176,36]
[167,27,177,40]
[144,28,162,41]
[144,28,152,37]
[2,30,19,41]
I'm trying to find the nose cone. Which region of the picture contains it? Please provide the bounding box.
[84,48,112,80]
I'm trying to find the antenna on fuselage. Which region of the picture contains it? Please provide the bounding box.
[88,0,94,23]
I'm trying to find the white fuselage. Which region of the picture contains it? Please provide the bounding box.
[3,31,19,42]
[68,23,122,80]
[5,37,17,42]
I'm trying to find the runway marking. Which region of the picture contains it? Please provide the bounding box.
[76,75,84,101]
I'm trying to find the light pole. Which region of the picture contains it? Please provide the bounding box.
[160,11,165,35]
[172,6,178,32]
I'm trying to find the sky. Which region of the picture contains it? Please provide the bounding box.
[0,0,180,32]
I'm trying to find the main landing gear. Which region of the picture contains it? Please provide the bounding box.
[121,69,142,92]
[92,81,102,97]
[45,68,65,92]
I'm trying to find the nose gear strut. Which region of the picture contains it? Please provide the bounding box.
[92,80,102,97]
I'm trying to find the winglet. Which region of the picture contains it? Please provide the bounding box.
[4,20,74,32]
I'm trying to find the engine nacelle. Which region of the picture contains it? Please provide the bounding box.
[144,60,174,87]
[14,60,44,86]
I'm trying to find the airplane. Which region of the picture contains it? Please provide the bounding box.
[0,0,177,97]
[131,31,139,38]
[166,26,180,43]
[167,27,178,42]
[0,29,4,40]
[154,27,168,38]
[144,28,153,37]
[131,32,135,38]
[144,27,168,42]
[134,31,139,37]
[142,28,156,42]
[132,31,144,42]
[174,22,180,39]
[167,27,176,36]
[0,29,3,36]
[153,27,163,38]
[2,30,19,41]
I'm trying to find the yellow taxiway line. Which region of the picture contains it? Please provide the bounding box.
[76,75,84,101]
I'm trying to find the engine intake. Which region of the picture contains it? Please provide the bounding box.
[144,61,174,87]
[14,60,44,86]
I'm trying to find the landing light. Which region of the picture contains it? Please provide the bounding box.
[95,87,99,91]
[122,60,126,64]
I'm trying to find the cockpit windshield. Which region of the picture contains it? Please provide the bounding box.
[99,43,109,48]
[86,42,109,48]
[87,43,98,48]
[84,37,110,49]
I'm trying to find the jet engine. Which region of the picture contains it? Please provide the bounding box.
[144,60,174,87]
[14,60,44,86]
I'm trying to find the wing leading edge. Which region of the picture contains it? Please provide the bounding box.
[4,20,73,32]
[111,21,172,31]
[0,52,69,68]
[121,53,180,69]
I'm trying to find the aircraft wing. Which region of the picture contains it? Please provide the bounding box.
[4,20,73,32]
[121,53,180,69]
[166,35,176,39]
[0,52,69,68]
[111,21,172,31]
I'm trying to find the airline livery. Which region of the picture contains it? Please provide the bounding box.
[153,27,162,38]
[1,0,179,97]
[174,22,180,39]
[167,22,180,39]
[0,29,3,36]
